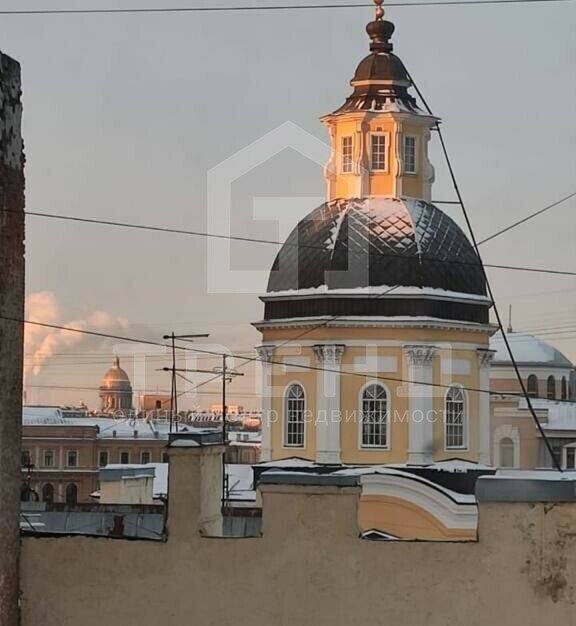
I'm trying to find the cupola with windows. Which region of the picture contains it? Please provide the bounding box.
[260,1,491,327]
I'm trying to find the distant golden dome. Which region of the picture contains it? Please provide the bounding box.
[100,356,131,391]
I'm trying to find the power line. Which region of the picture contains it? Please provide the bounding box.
[478,190,576,246]
[406,71,564,472]
[9,314,576,405]
[0,0,572,16]
[9,208,576,277]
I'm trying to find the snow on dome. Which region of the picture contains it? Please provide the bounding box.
[490,331,573,367]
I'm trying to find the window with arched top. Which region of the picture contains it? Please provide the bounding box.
[547,376,556,400]
[284,384,306,448]
[561,377,568,401]
[527,375,538,397]
[360,384,389,448]
[65,483,78,506]
[445,387,466,449]
[499,437,515,468]
[42,483,54,504]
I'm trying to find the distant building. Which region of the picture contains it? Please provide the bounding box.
[490,331,576,469]
[99,357,133,413]
[21,406,170,504]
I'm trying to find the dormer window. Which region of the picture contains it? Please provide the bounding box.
[341,136,353,173]
[404,135,417,174]
[370,133,387,171]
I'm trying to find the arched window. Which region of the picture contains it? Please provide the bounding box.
[527,375,538,398]
[561,377,568,401]
[547,376,556,400]
[499,437,515,468]
[445,387,466,449]
[284,384,305,447]
[42,483,54,504]
[360,384,388,448]
[65,483,78,506]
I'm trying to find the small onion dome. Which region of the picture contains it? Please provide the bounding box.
[263,197,491,325]
[100,357,132,391]
[491,331,573,368]
[331,14,425,117]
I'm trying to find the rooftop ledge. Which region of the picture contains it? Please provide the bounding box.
[476,471,576,502]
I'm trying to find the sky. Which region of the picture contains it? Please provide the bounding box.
[1,0,575,410]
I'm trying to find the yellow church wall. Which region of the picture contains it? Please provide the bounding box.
[325,112,432,200]
[358,495,476,541]
[260,325,491,346]
[432,348,481,462]
[339,345,409,465]
[261,327,492,464]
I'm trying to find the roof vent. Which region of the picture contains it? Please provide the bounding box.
[134,430,138,438]
[112,430,117,438]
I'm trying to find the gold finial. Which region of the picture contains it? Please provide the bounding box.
[374,0,385,20]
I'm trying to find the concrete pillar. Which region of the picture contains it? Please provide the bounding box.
[404,345,437,465]
[313,344,345,464]
[0,50,24,626]
[167,441,226,538]
[477,349,495,466]
[256,346,275,462]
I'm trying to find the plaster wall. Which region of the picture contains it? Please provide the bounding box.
[21,448,576,626]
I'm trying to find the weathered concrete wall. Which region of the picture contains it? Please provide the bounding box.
[21,450,576,625]
[0,50,24,626]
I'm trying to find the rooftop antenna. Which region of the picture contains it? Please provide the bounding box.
[507,304,513,334]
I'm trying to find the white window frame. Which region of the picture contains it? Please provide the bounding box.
[358,381,390,450]
[444,386,468,451]
[283,383,307,449]
[66,449,78,468]
[403,134,418,174]
[341,136,353,174]
[370,132,388,172]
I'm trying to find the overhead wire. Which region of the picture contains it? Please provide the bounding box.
[7,207,576,277]
[406,70,564,471]
[0,0,573,14]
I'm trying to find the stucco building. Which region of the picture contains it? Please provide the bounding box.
[490,330,576,470]
[21,407,170,504]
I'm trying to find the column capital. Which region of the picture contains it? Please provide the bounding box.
[313,344,345,365]
[404,345,438,367]
[477,349,496,369]
[256,345,275,362]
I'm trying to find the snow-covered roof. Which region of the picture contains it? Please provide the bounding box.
[490,331,573,368]
[264,284,492,304]
[22,409,219,441]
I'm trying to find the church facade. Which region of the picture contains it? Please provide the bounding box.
[255,3,496,471]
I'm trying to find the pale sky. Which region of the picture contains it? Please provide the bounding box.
[2,0,575,410]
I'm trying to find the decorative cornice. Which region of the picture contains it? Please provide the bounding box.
[256,345,275,362]
[253,317,497,335]
[477,349,496,369]
[313,344,346,365]
[404,345,438,367]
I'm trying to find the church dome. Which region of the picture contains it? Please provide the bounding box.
[100,357,132,391]
[491,331,573,368]
[264,197,490,324]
